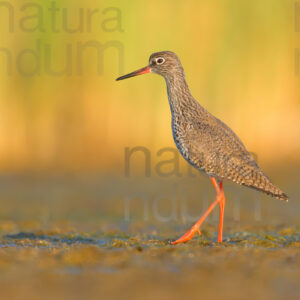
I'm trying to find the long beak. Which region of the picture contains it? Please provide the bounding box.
[116,66,151,81]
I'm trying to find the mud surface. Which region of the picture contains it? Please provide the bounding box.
[0,173,299,300]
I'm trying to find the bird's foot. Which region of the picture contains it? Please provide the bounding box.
[217,234,223,243]
[171,225,201,245]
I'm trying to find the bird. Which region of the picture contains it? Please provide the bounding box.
[116,51,288,244]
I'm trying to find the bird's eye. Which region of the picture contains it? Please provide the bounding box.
[156,58,165,65]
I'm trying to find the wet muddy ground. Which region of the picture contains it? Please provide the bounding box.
[0,172,299,299]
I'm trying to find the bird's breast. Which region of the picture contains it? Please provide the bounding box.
[171,116,194,161]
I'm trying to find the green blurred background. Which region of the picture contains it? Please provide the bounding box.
[0,0,299,175]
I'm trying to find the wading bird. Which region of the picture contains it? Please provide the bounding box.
[116,51,288,244]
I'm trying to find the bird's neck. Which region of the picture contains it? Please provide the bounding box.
[164,73,200,116]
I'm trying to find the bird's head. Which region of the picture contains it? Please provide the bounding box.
[116,51,183,81]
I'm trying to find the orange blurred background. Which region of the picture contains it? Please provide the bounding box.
[0,0,299,174]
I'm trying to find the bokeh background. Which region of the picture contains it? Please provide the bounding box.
[0,0,299,173]
[0,1,299,299]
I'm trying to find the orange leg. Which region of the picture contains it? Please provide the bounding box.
[171,177,225,245]
[218,181,226,243]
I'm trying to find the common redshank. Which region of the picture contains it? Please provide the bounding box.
[116,51,288,244]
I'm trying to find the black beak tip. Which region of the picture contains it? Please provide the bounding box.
[116,75,127,81]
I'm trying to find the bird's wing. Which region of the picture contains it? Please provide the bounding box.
[185,116,287,201]
[185,116,257,177]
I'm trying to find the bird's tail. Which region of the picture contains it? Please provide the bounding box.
[241,170,288,202]
[242,172,289,202]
